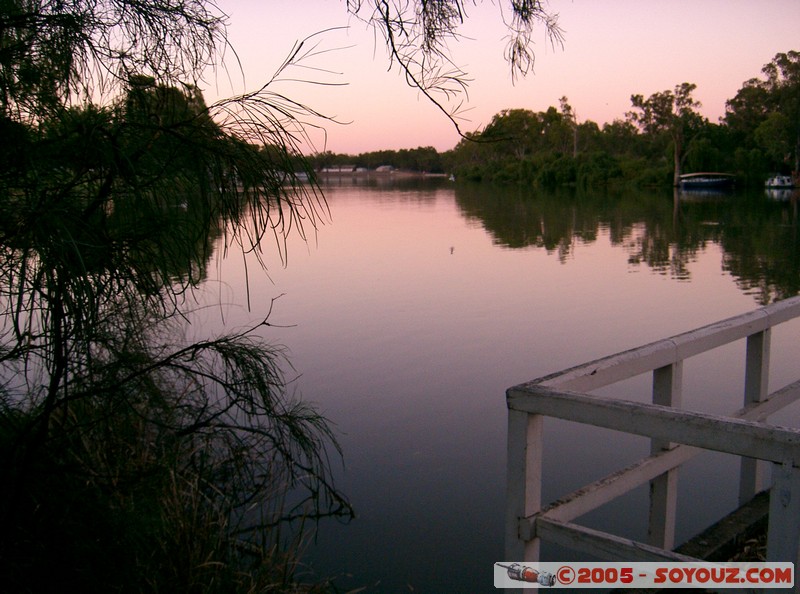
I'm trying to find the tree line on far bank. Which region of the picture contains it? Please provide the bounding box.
[310,50,800,189]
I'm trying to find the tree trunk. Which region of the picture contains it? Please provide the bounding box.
[673,134,683,187]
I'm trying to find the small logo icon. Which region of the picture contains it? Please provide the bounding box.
[496,563,557,587]
[556,565,575,585]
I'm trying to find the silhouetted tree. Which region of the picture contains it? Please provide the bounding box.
[348,0,563,136]
[0,1,345,591]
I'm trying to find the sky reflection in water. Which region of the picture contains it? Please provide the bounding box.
[189,180,800,593]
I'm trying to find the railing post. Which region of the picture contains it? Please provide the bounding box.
[649,362,683,550]
[505,408,543,562]
[766,461,800,593]
[740,329,771,504]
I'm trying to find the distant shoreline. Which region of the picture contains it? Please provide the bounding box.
[317,169,449,179]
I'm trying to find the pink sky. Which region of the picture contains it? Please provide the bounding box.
[208,0,800,155]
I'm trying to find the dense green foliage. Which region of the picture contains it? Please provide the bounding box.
[453,52,798,188]
[316,51,800,189]
[311,146,446,173]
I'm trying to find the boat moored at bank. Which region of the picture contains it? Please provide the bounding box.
[678,172,736,191]
[765,174,795,189]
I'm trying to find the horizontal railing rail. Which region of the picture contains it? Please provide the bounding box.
[508,385,800,463]
[527,297,800,393]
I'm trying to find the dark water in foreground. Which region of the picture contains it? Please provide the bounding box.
[194,180,800,592]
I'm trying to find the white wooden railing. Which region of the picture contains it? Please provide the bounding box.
[505,295,800,586]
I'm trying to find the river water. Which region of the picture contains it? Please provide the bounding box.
[194,178,800,592]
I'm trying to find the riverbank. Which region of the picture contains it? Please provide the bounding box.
[317,168,450,179]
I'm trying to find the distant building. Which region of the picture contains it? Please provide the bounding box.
[320,165,356,173]
[375,165,394,173]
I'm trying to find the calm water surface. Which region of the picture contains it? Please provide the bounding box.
[194,179,800,593]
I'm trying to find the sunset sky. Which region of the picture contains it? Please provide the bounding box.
[209,0,800,155]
